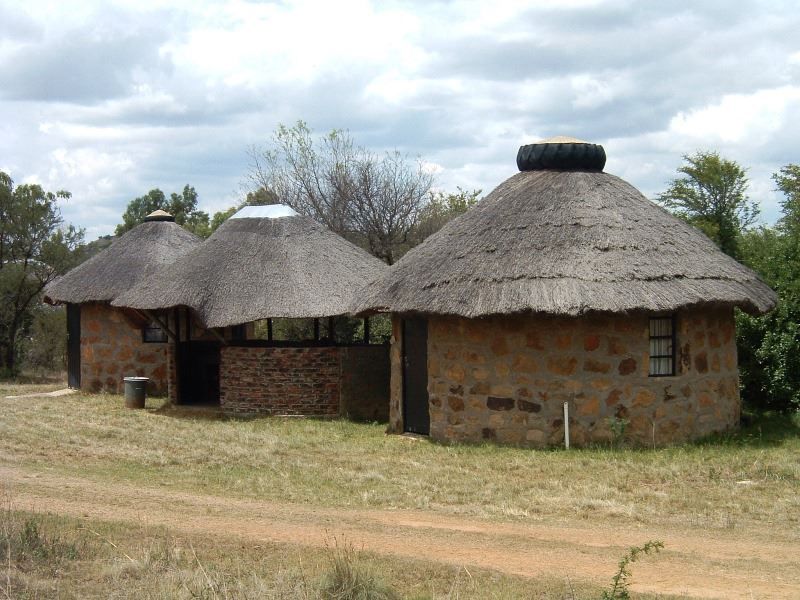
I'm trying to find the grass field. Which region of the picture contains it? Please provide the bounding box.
[1,383,799,598]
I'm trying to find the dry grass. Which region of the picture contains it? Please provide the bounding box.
[0,506,608,599]
[0,386,797,533]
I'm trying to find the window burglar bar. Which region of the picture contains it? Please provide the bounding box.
[649,315,675,376]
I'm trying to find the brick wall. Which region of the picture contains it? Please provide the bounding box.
[80,303,169,395]
[219,345,391,418]
[220,346,340,415]
[390,308,740,447]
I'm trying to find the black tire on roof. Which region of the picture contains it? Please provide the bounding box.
[517,142,606,172]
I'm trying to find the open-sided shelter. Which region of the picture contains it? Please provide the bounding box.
[113,205,390,419]
[355,137,777,446]
[44,210,202,394]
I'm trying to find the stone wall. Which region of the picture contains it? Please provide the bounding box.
[219,345,390,418]
[80,303,169,395]
[390,308,739,446]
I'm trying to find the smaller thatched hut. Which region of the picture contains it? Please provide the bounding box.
[355,137,777,446]
[113,205,390,418]
[44,211,202,394]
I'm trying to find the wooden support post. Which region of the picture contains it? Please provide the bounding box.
[328,316,335,342]
[314,318,320,341]
[363,317,370,344]
[142,310,178,342]
[267,318,273,341]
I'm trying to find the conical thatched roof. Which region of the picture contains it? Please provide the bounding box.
[354,139,776,317]
[112,205,388,327]
[44,212,202,305]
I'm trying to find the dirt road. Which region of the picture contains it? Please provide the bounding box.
[2,465,798,598]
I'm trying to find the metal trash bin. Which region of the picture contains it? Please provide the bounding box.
[123,376,149,409]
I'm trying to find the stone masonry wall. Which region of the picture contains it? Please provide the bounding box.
[220,346,340,416]
[80,303,169,395]
[390,308,739,446]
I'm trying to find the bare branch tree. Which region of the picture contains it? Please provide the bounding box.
[247,121,434,264]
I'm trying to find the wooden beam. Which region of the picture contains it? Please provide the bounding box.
[143,310,178,342]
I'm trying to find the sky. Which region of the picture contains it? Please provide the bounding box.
[1,0,799,241]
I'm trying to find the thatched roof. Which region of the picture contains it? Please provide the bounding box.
[354,139,776,317]
[112,205,388,327]
[44,212,202,305]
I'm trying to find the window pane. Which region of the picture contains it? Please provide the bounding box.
[649,357,673,376]
[649,337,672,357]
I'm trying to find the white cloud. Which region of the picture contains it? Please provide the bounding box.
[2,0,800,236]
[669,86,800,144]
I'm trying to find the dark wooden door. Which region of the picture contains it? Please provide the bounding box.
[66,303,81,389]
[402,318,429,435]
[178,342,220,405]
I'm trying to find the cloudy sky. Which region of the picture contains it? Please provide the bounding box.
[1,0,798,240]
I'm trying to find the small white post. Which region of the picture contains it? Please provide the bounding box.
[563,401,570,449]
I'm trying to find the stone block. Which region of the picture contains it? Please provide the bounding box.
[487,396,514,411]
[445,363,466,382]
[512,354,538,373]
[632,389,656,408]
[525,429,545,444]
[584,334,600,351]
[617,358,637,375]
[576,396,600,416]
[517,399,541,413]
[491,336,510,356]
[547,356,578,376]
[608,337,626,355]
[694,352,708,373]
[584,359,611,373]
[447,396,465,411]
[525,331,544,350]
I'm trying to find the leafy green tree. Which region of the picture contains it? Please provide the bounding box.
[774,164,800,236]
[737,164,800,414]
[0,172,83,375]
[22,304,67,375]
[658,151,759,259]
[116,186,210,237]
[410,187,481,245]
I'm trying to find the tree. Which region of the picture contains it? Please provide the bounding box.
[410,187,481,245]
[0,172,83,375]
[658,151,759,259]
[248,121,435,264]
[116,186,211,237]
[773,164,800,236]
[736,163,800,414]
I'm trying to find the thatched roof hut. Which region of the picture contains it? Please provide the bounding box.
[112,205,388,328]
[44,211,202,305]
[355,137,776,317]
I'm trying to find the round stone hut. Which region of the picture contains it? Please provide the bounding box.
[44,210,202,394]
[113,205,390,419]
[355,137,777,446]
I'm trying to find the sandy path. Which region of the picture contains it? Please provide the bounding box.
[2,465,798,599]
